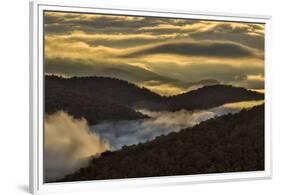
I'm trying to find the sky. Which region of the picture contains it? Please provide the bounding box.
[44,11,265,95]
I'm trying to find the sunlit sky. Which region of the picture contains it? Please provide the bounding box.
[44,11,264,96]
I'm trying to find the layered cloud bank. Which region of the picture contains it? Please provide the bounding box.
[44,111,109,181]
[119,41,261,58]
[44,11,265,95]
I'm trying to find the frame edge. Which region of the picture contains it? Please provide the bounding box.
[30,2,272,194]
[30,0,39,194]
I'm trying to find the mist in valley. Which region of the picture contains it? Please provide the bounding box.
[44,100,263,181]
[91,100,264,150]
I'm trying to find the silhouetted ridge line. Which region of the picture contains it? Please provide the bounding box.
[167,84,264,110]
[45,75,264,124]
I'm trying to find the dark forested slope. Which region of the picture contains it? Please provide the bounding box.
[45,76,149,124]
[167,84,264,111]
[60,105,264,182]
[46,75,163,109]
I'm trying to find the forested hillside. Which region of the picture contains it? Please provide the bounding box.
[45,76,149,124]
[60,105,264,182]
[167,84,264,111]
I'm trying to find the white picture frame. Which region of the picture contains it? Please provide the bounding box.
[29,0,272,194]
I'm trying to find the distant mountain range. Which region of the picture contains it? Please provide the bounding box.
[45,75,264,124]
[46,59,219,91]
[59,104,264,182]
[46,59,181,84]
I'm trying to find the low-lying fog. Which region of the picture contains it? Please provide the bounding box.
[91,100,264,150]
[44,100,263,181]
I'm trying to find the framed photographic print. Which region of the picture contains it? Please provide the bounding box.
[30,0,272,194]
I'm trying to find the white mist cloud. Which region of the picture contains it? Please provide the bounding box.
[44,111,110,182]
[210,100,264,116]
[91,109,216,150]
[139,109,215,129]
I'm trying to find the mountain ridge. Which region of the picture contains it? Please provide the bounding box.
[46,58,220,94]
[45,75,264,124]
